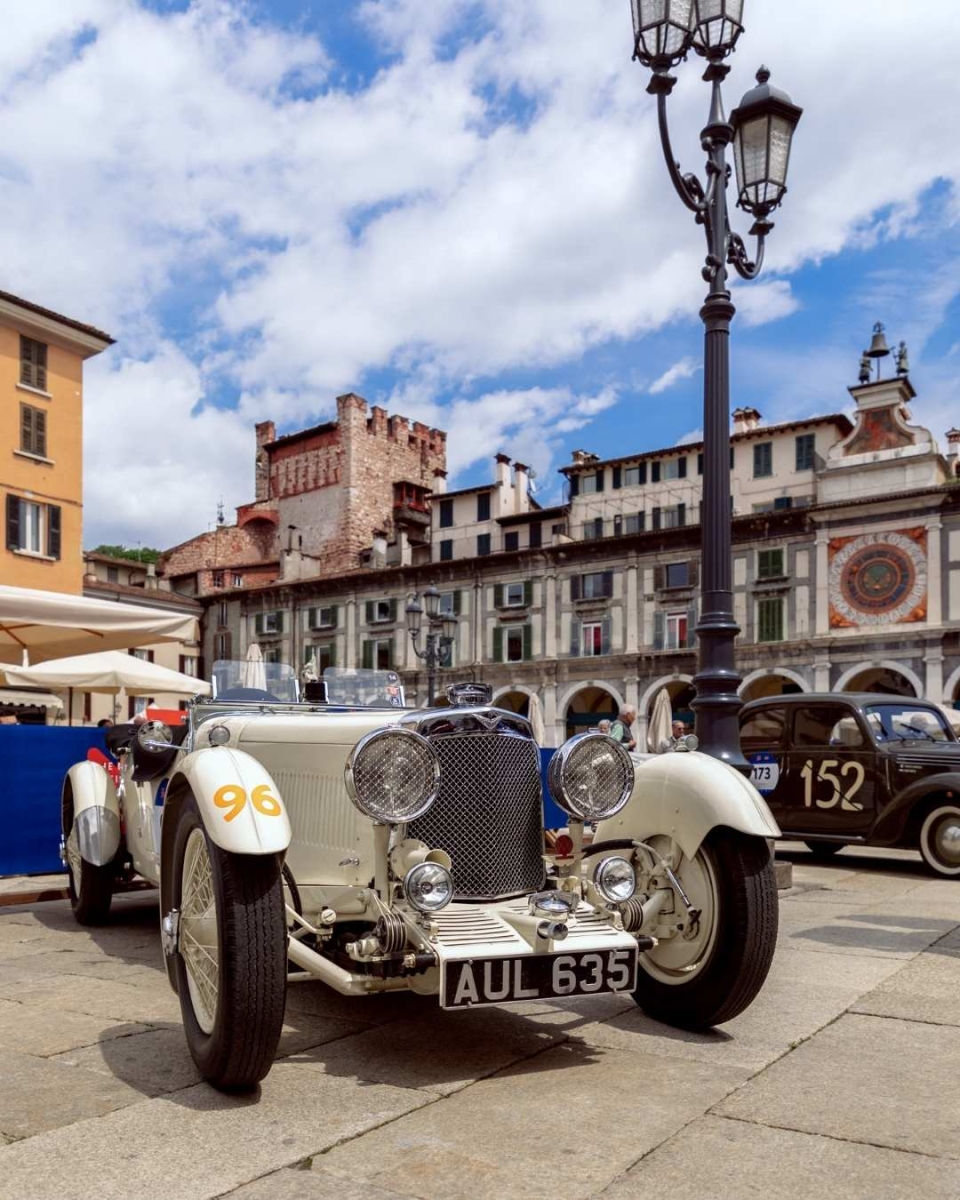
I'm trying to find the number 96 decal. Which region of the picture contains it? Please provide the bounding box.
[213,783,283,822]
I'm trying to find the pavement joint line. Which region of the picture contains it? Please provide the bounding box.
[842,1009,960,1032]
[714,1111,957,1162]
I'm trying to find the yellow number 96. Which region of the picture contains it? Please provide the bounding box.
[213,783,282,822]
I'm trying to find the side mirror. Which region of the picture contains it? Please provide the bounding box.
[675,734,699,753]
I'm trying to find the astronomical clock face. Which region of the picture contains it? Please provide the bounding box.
[829,530,927,628]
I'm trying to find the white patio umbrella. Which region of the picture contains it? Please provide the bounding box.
[3,650,210,725]
[242,643,268,692]
[527,692,546,744]
[0,584,198,666]
[647,687,674,752]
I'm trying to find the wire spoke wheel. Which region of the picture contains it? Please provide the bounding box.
[179,827,220,1034]
[640,835,719,984]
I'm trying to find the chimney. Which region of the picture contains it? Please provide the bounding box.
[495,452,511,488]
[732,408,750,435]
[947,429,960,471]
[513,463,530,514]
[145,562,158,590]
[743,407,762,431]
[432,467,448,495]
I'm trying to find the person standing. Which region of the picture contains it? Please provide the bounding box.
[610,706,637,752]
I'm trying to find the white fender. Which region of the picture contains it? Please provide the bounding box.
[596,751,780,861]
[64,761,121,867]
[167,747,291,855]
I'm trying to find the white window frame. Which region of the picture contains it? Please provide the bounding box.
[664,561,690,589]
[581,571,609,600]
[371,638,392,669]
[16,499,44,555]
[315,605,336,629]
[581,474,598,495]
[181,656,199,678]
[218,601,228,627]
[505,627,524,663]
[438,592,457,616]
[232,574,243,588]
[370,599,393,624]
[662,458,682,480]
[665,611,688,651]
[214,633,230,658]
[504,582,525,607]
[624,466,643,487]
[582,622,603,657]
[261,611,282,635]
[662,505,683,530]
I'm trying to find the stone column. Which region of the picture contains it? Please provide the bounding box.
[346,599,357,669]
[927,518,943,628]
[814,652,831,692]
[925,648,944,704]
[815,531,830,636]
[544,572,557,659]
[542,682,558,749]
[626,565,639,654]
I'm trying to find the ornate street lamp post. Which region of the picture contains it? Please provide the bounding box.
[405,586,458,706]
[628,1,802,769]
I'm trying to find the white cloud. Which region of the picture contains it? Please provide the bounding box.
[0,1,956,544]
[649,357,699,395]
[675,428,703,446]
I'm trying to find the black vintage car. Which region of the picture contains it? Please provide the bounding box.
[740,693,960,877]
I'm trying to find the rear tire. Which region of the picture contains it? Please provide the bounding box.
[66,832,114,926]
[171,796,287,1090]
[805,840,845,861]
[632,830,778,1029]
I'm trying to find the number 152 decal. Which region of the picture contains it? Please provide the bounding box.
[799,759,865,811]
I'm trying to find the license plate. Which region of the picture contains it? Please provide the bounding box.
[441,946,639,1009]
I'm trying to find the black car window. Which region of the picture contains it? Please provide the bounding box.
[865,703,952,743]
[741,708,786,752]
[793,706,863,749]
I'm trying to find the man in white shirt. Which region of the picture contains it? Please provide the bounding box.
[659,719,688,753]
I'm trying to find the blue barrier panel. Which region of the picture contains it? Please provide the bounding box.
[0,727,106,876]
[540,747,568,829]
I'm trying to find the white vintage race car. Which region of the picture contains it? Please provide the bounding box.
[61,663,780,1090]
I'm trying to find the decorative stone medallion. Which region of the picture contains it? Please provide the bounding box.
[829,529,927,628]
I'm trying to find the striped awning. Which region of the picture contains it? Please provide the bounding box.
[0,689,63,710]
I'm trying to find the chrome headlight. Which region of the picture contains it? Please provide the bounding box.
[594,856,637,904]
[403,861,453,912]
[345,727,440,823]
[547,733,634,822]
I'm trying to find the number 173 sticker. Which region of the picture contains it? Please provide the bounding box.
[748,752,780,795]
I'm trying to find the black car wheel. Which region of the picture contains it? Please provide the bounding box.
[804,841,845,861]
[918,805,960,877]
[66,830,114,926]
[632,829,778,1029]
[171,794,287,1089]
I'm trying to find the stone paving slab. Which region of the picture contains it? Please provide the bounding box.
[228,1166,418,1198]
[0,971,184,1025]
[321,1042,750,1199]
[717,1012,960,1159]
[0,996,150,1058]
[777,905,956,959]
[287,1004,567,1096]
[0,1060,435,1200]
[600,1114,960,1199]
[850,940,960,1027]
[0,1047,145,1140]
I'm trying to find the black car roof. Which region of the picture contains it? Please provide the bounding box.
[741,693,941,712]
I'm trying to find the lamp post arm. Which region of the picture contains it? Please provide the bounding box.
[654,88,707,215]
[727,225,769,281]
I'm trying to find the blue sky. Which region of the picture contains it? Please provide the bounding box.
[0,1,958,545]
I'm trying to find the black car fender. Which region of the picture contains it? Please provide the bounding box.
[871,771,960,846]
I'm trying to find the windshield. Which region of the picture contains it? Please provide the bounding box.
[864,704,954,744]
[211,659,300,704]
[323,667,406,707]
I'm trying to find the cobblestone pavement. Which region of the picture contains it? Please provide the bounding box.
[1,847,958,1199]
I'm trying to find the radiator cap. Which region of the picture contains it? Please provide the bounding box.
[446,682,493,707]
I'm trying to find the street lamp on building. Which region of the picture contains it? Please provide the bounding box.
[628,0,802,769]
[406,586,458,705]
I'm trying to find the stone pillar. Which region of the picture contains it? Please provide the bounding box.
[925,648,944,704]
[542,682,558,749]
[814,652,831,692]
[626,565,639,654]
[927,518,943,628]
[544,572,557,658]
[346,599,357,670]
[473,582,484,665]
[815,531,830,636]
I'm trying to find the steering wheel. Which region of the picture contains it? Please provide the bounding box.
[216,687,283,703]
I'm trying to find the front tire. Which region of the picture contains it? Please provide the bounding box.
[632,829,778,1029]
[918,805,960,877]
[66,831,114,926]
[171,796,287,1089]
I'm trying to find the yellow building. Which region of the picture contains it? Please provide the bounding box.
[0,289,113,594]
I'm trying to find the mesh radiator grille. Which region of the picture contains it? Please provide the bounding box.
[408,732,544,900]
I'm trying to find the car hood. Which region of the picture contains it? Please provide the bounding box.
[194,708,408,749]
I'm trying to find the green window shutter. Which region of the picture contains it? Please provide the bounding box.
[651,461,661,483]
[6,495,20,550]
[686,606,697,648]
[331,604,339,628]
[329,642,337,667]
[678,456,687,479]
[697,452,704,475]
[254,614,264,636]
[35,409,47,458]
[601,615,612,656]
[384,639,394,668]
[653,611,665,651]
[523,624,532,660]
[20,405,32,453]
[569,475,580,498]
[493,626,503,662]
[388,598,397,621]
[570,574,581,601]
[452,590,462,615]
[275,611,284,634]
[523,580,533,607]
[47,505,61,560]
[365,600,374,624]
[595,469,605,493]
[652,507,662,531]
[362,640,373,669]
[570,620,580,657]
[494,584,504,608]
[307,607,316,629]
[612,466,622,489]
[677,502,686,527]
